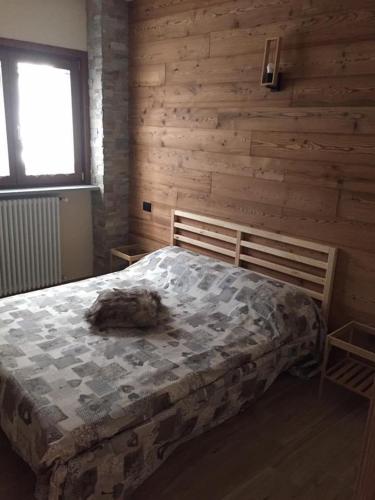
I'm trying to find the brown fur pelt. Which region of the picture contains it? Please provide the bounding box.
[85,287,165,330]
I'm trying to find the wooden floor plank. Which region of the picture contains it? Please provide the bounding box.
[0,375,367,500]
[132,376,366,500]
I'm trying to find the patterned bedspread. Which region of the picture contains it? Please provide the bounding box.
[0,246,325,499]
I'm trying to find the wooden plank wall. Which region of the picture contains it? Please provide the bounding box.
[128,0,375,328]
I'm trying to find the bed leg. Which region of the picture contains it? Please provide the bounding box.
[319,339,331,400]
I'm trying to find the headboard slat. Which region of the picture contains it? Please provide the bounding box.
[241,240,328,270]
[246,269,324,302]
[174,234,236,258]
[175,209,332,254]
[174,222,236,244]
[172,209,337,321]
[239,254,325,285]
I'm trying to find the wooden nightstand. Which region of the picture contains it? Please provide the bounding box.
[319,321,375,400]
[110,244,149,271]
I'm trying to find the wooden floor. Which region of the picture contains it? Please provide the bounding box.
[0,375,367,500]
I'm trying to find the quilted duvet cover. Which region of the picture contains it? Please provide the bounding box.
[0,246,325,499]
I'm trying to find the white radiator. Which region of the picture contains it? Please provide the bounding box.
[0,197,62,297]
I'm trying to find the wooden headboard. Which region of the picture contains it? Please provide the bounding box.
[171,209,337,321]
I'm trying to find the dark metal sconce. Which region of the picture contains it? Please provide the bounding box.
[261,37,282,92]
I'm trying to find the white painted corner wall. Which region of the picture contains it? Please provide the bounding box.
[0,0,93,281]
[60,190,93,281]
[0,0,87,50]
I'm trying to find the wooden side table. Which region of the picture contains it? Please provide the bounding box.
[110,244,149,271]
[319,321,375,400]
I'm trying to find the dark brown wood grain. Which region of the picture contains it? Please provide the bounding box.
[355,386,375,500]
[133,376,366,500]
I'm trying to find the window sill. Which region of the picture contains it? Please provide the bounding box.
[0,185,100,199]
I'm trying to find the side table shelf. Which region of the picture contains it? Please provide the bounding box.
[110,244,149,270]
[320,321,375,400]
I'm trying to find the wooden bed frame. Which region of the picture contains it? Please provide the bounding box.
[171,209,337,321]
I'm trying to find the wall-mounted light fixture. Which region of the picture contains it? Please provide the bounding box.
[261,37,282,92]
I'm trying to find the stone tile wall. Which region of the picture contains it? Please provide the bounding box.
[87,0,129,274]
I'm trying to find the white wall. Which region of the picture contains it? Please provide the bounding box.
[0,0,93,280]
[0,0,87,50]
[60,190,93,281]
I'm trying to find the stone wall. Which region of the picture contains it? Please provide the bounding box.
[87,0,129,274]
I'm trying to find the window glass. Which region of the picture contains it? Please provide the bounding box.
[17,62,75,176]
[0,63,10,177]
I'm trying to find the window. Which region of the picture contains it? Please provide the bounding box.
[0,39,89,188]
[0,63,10,178]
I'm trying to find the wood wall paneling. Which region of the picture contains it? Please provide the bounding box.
[131,35,210,65]
[129,0,375,328]
[251,131,375,164]
[293,76,375,107]
[130,63,166,87]
[164,82,293,107]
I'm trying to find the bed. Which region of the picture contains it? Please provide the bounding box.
[0,210,337,499]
